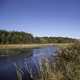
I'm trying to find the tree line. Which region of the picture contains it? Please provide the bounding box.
[0,30,78,44]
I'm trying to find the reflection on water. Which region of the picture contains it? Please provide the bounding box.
[0,48,33,56]
[0,46,57,80]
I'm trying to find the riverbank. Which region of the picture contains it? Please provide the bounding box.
[0,44,53,49]
[0,43,72,49]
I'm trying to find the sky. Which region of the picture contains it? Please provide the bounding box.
[0,0,80,38]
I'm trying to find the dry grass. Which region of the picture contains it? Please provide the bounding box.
[0,43,72,49]
[0,44,54,49]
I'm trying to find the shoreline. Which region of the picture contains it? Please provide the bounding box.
[0,43,72,49]
[0,44,53,49]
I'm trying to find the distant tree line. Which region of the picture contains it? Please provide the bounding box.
[0,30,78,44]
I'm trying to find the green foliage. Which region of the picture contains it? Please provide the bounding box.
[0,30,78,44]
[34,37,41,43]
[0,30,34,44]
[36,37,78,44]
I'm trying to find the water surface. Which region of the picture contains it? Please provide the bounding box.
[0,46,57,80]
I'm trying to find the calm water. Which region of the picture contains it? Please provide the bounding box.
[0,46,57,80]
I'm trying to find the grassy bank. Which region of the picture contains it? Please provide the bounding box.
[0,43,73,49]
[0,44,53,49]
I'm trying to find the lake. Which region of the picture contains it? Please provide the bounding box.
[0,46,57,80]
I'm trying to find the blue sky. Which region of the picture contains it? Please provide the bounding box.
[0,0,80,38]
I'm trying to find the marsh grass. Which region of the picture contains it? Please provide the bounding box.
[36,43,80,80]
[15,43,80,80]
[55,43,80,80]
[14,63,23,80]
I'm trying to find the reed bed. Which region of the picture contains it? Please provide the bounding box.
[15,43,80,80]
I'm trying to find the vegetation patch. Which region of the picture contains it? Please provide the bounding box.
[55,43,80,80]
[0,30,78,44]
